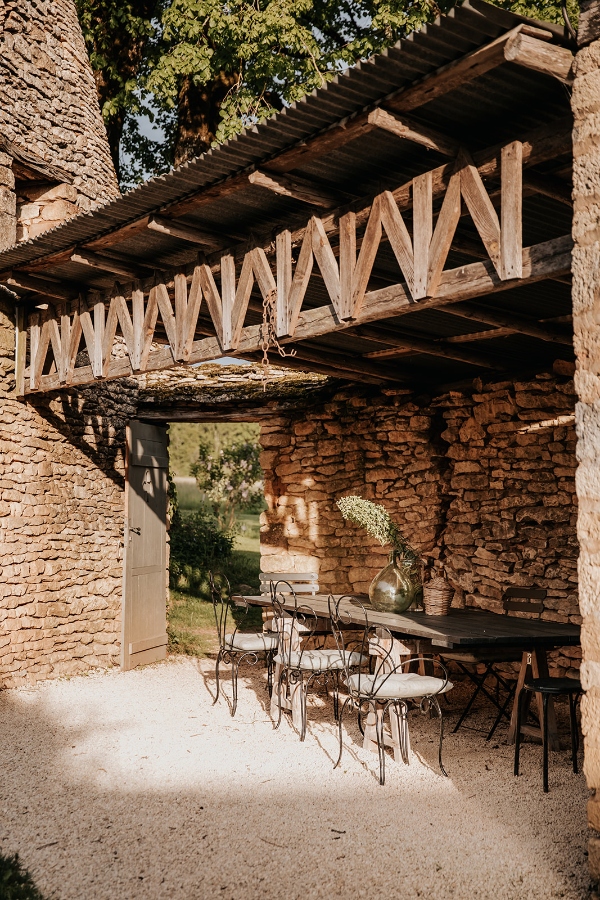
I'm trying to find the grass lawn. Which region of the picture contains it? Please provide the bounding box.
[168,512,263,658]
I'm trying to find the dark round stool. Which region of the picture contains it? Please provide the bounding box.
[514,677,581,793]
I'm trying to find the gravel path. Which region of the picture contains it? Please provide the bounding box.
[0,657,590,900]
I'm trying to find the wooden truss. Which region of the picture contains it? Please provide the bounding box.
[14,138,572,395]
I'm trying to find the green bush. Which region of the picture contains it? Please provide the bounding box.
[0,853,48,900]
[169,507,234,594]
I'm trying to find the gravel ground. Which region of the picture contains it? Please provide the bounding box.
[0,657,590,900]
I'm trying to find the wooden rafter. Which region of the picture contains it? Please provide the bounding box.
[247,170,341,208]
[71,249,150,280]
[147,215,229,250]
[442,301,573,345]
[367,109,460,157]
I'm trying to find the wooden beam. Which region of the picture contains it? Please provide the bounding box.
[443,301,573,345]
[7,272,78,301]
[367,109,460,157]
[260,349,388,384]
[290,344,406,382]
[446,325,518,343]
[147,215,228,250]
[70,249,150,280]
[85,216,151,252]
[504,32,574,85]
[27,234,571,393]
[248,170,341,208]
[15,305,26,397]
[522,171,572,206]
[363,335,499,368]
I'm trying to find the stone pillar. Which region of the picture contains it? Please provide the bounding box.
[0,293,138,687]
[572,1,600,881]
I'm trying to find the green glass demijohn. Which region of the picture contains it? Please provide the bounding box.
[369,548,422,613]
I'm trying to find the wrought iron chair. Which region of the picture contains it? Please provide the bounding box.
[270,580,367,741]
[210,572,278,717]
[440,587,547,739]
[329,594,452,785]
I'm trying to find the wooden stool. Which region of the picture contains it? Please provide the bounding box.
[514,677,581,793]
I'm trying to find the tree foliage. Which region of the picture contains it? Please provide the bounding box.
[191,437,264,532]
[76,0,577,189]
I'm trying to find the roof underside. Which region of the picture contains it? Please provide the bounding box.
[0,0,575,391]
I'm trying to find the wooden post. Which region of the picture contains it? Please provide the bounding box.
[14,305,26,397]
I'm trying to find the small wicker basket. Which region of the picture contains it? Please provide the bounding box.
[423,571,454,616]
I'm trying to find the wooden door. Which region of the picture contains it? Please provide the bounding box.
[122,421,169,670]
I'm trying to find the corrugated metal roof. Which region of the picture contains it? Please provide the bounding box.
[0,0,570,274]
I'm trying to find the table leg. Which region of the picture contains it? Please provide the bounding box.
[508,648,559,751]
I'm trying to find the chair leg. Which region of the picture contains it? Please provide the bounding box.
[213,651,222,706]
[333,671,339,721]
[542,691,549,793]
[274,673,285,730]
[335,697,351,770]
[514,686,526,777]
[376,704,386,786]
[300,676,308,742]
[432,697,448,777]
[569,692,579,775]
[231,657,239,718]
[266,652,274,698]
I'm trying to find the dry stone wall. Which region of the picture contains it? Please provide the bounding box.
[0,0,119,248]
[571,27,600,881]
[260,369,579,678]
[0,294,136,688]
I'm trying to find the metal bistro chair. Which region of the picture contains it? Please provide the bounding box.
[329,595,452,785]
[441,587,547,739]
[514,675,581,793]
[271,581,367,741]
[210,572,278,717]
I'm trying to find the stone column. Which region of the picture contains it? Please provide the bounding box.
[572,0,600,881]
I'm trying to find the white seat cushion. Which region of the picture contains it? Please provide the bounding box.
[347,672,453,699]
[274,649,367,672]
[225,632,278,652]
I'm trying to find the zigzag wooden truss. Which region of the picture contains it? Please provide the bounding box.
[15,140,572,395]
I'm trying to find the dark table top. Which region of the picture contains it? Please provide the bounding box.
[245,594,581,650]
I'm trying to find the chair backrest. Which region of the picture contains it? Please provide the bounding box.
[328,594,389,691]
[502,586,547,616]
[270,580,319,670]
[260,572,318,596]
[209,571,253,650]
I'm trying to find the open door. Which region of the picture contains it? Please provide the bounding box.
[122,420,169,671]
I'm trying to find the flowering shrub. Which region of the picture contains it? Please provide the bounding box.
[191,438,263,532]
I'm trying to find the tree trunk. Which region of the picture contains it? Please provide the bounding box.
[173,72,239,168]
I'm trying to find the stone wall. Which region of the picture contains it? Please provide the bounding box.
[571,23,600,882]
[0,0,119,249]
[260,368,580,677]
[0,294,136,688]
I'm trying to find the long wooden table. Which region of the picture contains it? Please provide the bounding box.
[246,593,580,750]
